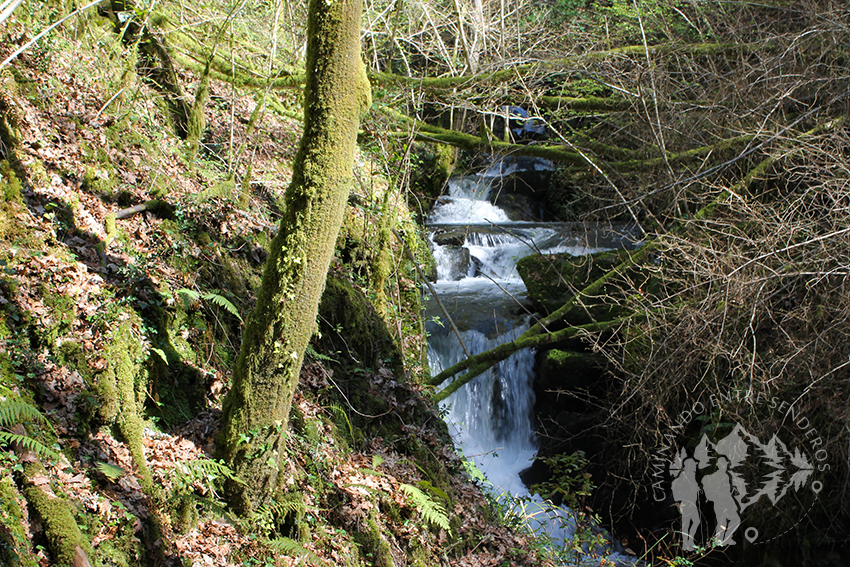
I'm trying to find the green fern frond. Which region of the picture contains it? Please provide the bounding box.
[179,458,245,485]
[327,403,354,443]
[399,483,451,534]
[96,462,126,481]
[176,288,201,308]
[267,537,329,567]
[305,344,337,363]
[417,480,450,504]
[0,398,51,429]
[268,494,305,517]
[0,431,59,460]
[201,292,243,323]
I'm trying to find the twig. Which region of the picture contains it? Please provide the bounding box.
[0,0,24,26]
[0,0,104,70]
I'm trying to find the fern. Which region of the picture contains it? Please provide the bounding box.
[96,462,126,481]
[305,344,337,363]
[0,397,58,460]
[0,432,59,459]
[201,292,243,323]
[247,495,306,538]
[176,288,243,323]
[0,398,51,429]
[173,458,244,492]
[417,480,449,503]
[267,537,328,567]
[176,288,201,305]
[399,483,451,534]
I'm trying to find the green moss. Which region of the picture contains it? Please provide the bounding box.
[317,276,403,377]
[358,508,394,567]
[95,313,153,492]
[37,288,78,347]
[516,249,633,318]
[0,162,23,204]
[81,166,119,198]
[0,472,38,567]
[186,65,210,160]
[23,463,93,567]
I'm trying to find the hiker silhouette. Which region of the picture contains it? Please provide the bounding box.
[701,456,741,546]
[670,449,701,551]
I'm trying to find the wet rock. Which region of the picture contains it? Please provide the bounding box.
[439,245,470,281]
[431,228,467,247]
[491,192,543,222]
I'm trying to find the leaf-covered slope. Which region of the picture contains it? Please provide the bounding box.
[0,6,561,567]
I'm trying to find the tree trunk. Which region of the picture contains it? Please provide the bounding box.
[216,0,371,514]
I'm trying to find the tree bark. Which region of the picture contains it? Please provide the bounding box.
[216,0,370,515]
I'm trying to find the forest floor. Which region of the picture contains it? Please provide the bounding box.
[0,6,620,567]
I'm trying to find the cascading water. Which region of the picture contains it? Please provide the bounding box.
[424,161,639,563]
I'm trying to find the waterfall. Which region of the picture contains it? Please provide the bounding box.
[424,159,639,564]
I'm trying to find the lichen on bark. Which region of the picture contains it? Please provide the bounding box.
[217,0,371,514]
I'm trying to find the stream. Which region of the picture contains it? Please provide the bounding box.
[423,159,639,564]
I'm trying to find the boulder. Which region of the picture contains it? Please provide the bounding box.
[516,248,634,318]
[535,348,605,419]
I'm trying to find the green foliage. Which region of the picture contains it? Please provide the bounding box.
[547,0,585,29]
[266,536,328,567]
[171,457,244,496]
[461,456,488,484]
[247,492,307,540]
[399,483,450,534]
[177,288,243,323]
[96,462,126,481]
[0,395,58,461]
[529,451,593,510]
[327,403,356,447]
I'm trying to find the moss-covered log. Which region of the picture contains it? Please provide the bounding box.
[22,462,93,567]
[216,0,371,514]
[96,315,153,492]
[370,42,746,90]
[431,313,635,403]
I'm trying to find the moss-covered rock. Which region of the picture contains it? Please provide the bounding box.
[317,275,403,376]
[516,248,634,319]
[536,349,605,415]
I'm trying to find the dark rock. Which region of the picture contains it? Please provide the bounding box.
[490,192,543,222]
[438,245,470,281]
[536,349,605,414]
[516,248,634,317]
[431,228,467,247]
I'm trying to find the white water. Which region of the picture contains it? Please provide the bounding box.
[425,164,639,563]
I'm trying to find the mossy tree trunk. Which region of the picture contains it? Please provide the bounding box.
[217,0,371,514]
